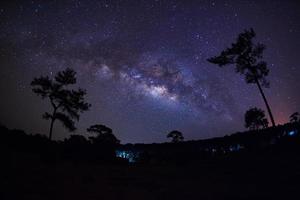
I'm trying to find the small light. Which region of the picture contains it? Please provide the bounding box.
[288,131,296,136]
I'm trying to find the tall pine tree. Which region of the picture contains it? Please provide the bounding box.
[31,68,91,140]
[208,28,275,127]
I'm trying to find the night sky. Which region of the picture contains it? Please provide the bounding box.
[0,0,299,143]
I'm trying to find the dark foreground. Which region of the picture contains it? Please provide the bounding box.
[2,152,300,200]
[1,123,300,199]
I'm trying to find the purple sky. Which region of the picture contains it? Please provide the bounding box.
[0,0,299,143]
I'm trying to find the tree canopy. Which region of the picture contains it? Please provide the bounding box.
[167,130,184,143]
[245,107,268,130]
[208,28,269,86]
[31,68,91,139]
[290,112,300,123]
[208,28,275,127]
[87,124,120,145]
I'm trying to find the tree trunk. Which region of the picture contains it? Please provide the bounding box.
[48,108,57,140]
[49,118,55,140]
[255,79,276,127]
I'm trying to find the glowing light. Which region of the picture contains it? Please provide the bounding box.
[229,144,243,152]
[116,150,138,163]
[288,130,296,136]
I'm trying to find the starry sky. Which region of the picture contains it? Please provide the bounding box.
[0,0,299,143]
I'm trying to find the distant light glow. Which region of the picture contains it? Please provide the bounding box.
[288,130,296,136]
[229,144,243,152]
[116,150,138,163]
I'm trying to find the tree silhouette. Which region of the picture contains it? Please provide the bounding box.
[87,124,120,160]
[289,112,299,123]
[31,68,91,140]
[208,28,276,127]
[245,107,268,130]
[167,130,184,143]
[87,124,120,144]
[64,134,89,146]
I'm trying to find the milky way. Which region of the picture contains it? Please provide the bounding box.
[0,0,299,143]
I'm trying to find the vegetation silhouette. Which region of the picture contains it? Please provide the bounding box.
[87,124,120,144]
[63,134,90,162]
[208,28,276,127]
[244,107,268,130]
[87,124,120,161]
[290,112,300,123]
[3,31,299,198]
[31,68,91,140]
[2,121,300,200]
[167,130,184,143]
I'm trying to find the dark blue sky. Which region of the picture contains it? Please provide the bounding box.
[0,0,299,143]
